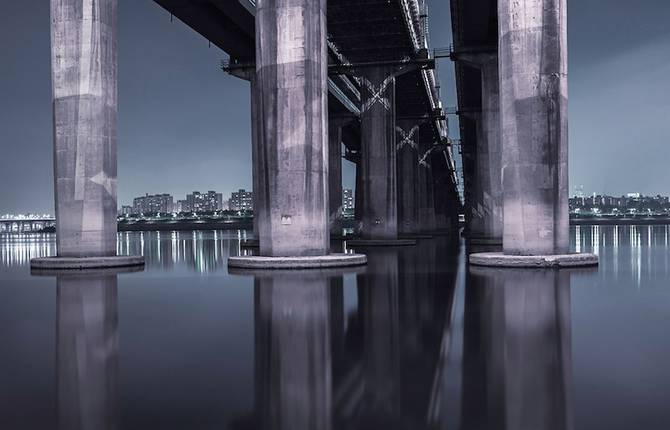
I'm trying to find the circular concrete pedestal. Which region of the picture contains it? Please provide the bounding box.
[228,253,367,270]
[31,255,145,270]
[346,239,416,247]
[469,252,598,268]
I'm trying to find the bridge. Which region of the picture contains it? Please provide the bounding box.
[0,217,55,233]
[154,0,460,238]
[40,0,597,269]
[446,0,598,267]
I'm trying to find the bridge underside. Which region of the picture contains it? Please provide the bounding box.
[450,0,497,235]
[153,0,460,219]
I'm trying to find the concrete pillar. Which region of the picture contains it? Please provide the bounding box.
[254,272,332,430]
[470,58,503,241]
[359,67,397,240]
[464,267,572,430]
[329,122,344,236]
[418,139,436,233]
[250,75,262,238]
[499,0,569,255]
[255,0,329,256]
[57,274,119,430]
[51,0,118,257]
[355,162,364,225]
[431,162,455,233]
[396,121,420,235]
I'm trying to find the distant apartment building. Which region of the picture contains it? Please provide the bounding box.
[183,191,222,213]
[132,193,173,214]
[343,189,354,214]
[175,200,186,213]
[230,189,253,211]
[119,205,133,216]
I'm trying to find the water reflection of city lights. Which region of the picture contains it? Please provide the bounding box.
[1,230,253,274]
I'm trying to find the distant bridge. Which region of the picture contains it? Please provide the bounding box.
[0,218,55,233]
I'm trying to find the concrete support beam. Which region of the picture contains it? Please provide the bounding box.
[250,76,261,237]
[396,121,421,235]
[470,58,503,241]
[359,67,398,240]
[499,0,569,255]
[255,0,329,256]
[51,0,118,257]
[329,121,344,236]
[418,139,436,233]
[355,162,364,226]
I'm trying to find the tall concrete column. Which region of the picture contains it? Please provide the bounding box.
[355,161,364,225]
[51,0,118,257]
[254,272,332,430]
[255,0,329,256]
[329,121,344,236]
[359,67,397,240]
[57,274,119,430]
[418,139,436,233]
[470,58,503,241]
[499,0,569,255]
[396,121,420,235]
[250,75,263,238]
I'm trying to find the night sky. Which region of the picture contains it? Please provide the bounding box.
[1,0,669,213]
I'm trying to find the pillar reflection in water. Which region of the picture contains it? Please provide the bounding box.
[254,270,336,430]
[56,273,119,430]
[358,249,401,424]
[350,240,458,429]
[463,267,573,430]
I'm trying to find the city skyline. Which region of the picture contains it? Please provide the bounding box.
[3,1,670,213]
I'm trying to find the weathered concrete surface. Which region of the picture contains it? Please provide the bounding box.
[417,134,436,233]
[499,0,569,255]
[328,121,344,236]
[359,67,398,240]
[354,162,364,227]
[250,75,262,237]
[469,251,598,268]
[31,255,145,270]
[51,0,118,257]
[56,273,119,430]
[228,253,367,269]
[396,121,420,235]
[255,0,329,256]
[470,58,503,241]
[254,272,333,430]
[464,267,573,430]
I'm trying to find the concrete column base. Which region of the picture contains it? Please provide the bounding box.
[467,236,503,246]
[469,252,598,268]
[227,254,367,270]
[346,238,416,247]
[31,256,145,270]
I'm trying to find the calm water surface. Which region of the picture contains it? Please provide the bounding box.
[1,226,669,429]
